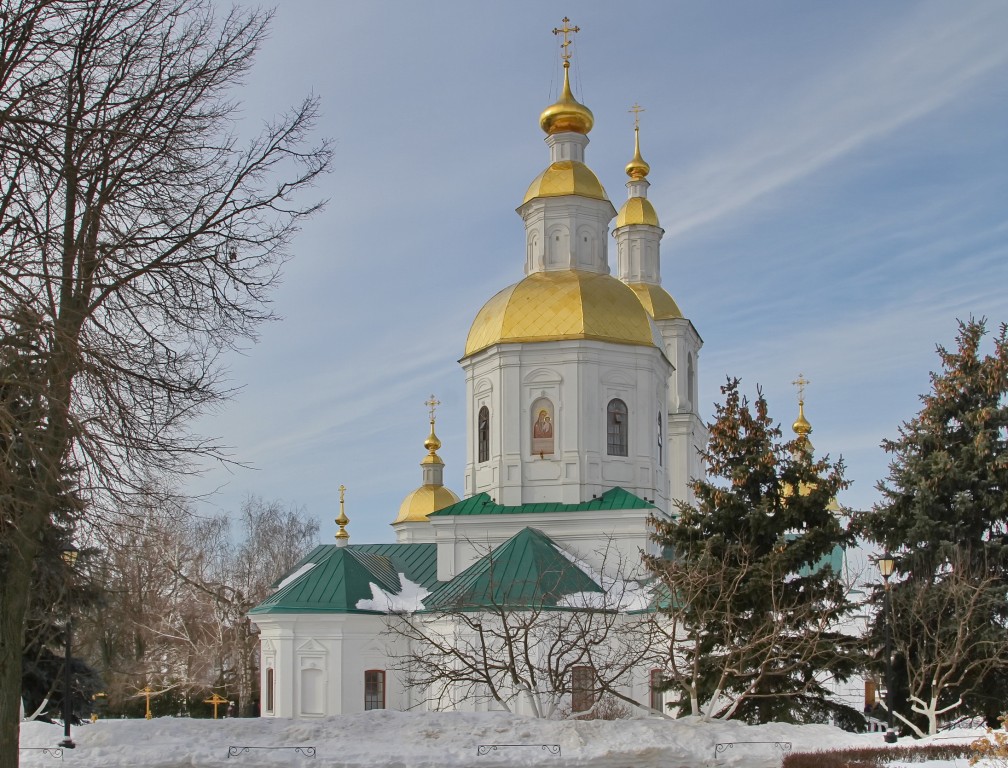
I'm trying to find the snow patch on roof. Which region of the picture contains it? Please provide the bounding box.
[554,545,654,612]
[275,562,315,591]
[356,573,429,613]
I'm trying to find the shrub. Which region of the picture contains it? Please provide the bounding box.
[970,714,1008,768]
[782,744,973,768]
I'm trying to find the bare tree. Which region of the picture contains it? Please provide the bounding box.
[881,554,1008,737]
[76,490,318,717]
[387,537,659,719]
[0,0,330,757]
[174,496,320,716]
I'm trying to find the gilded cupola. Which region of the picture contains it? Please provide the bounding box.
[791,374,813,443]
[394,396,461,526]
[615,106,660,229]
[539,18,594,136]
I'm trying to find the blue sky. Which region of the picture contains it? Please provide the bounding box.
[190,1,1008,544]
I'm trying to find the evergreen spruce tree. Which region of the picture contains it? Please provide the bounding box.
[646,378,859,724]
[855,318,1008,726]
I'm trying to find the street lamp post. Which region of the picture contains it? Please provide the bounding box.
[877,552,897,744]
[59,547,78,749]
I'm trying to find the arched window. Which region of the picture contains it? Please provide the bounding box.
[607,399,628,457]
[364,670,385,710]
[657,411,663,466]
[478,406,490,463]
[687,353,695,407]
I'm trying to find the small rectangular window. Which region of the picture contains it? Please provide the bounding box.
[649,669,664,713]
[364,669,385,710]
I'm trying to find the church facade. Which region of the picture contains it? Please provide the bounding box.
[249,29,707,719]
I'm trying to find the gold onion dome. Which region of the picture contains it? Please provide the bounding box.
[616,125,660,228]
[523,161,608,206]
[625,283,683,321]
[395,485,461,524]
[395,417,460,524]
[464,270,662,358]
[792,400,812,438]
[539,63,594,136]
[616,197,660,228]
[422,419,441,457]
[625,127,650,180]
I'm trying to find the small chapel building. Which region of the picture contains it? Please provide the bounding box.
[249,31,707,719]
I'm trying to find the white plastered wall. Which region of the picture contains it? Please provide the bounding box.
[462,339,671,514]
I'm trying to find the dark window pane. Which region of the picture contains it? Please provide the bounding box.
[607,399,628,456]
[364,669,385,710]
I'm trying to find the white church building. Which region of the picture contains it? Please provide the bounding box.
[249,29,709,719]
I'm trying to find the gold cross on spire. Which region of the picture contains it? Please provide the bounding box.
[792,373,810,403]
[552,16,580,64]
[629,103,645,130]
[425,394,440,423]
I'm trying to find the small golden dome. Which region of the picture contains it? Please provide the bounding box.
[539,63,594,136]
[522,160,608,206]
[792,400,812,437]
[464,270,661,358]
[423,420,441,454]
[625,282,683,320]
[625,127,650,180]
[394,484,461,524]
[615,197,660,228]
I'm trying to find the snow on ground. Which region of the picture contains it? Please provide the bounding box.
[17,711,989,768]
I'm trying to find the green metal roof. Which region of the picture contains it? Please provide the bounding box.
[424,527,603,611]
[251,543,438,615]
[428,486,653,517]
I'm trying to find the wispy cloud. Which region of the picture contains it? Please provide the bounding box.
[661,2,1008,239]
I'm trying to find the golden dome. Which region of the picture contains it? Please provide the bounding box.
[625,282,683,321]
[625,127,650,180]
[464,270,662,358]
[615,197,660,228]
[792,400,812,438]
[394,484,461,525]
[422,419,441,455]
[539,63,594,135]
[522,161,608,206]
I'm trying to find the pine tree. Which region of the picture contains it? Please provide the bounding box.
[855,318,1008,727]
[646,378,860,724]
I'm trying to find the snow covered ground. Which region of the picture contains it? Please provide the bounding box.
[17,711,988,768]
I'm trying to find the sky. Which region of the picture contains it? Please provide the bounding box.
[188,1,1008,545]
[17,709,985,767]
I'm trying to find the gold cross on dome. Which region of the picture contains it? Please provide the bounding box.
[629,103,645,130]
[425,394,440,422]
[338,484,346,505]
[552,17,580,63]
[792,373,810,403]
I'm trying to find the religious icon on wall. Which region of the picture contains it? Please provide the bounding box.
[531,398,555,456]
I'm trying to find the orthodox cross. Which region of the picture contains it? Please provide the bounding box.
[425,394,440,422]
[629,103,645,130]
[338,483,346,506]
[203,692,228,719]
[792,373,810,403]
[552,17,580,63]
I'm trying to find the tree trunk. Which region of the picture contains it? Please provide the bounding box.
[0,529,39,768]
